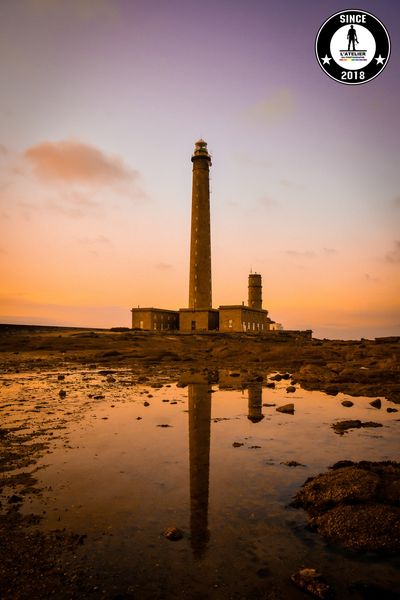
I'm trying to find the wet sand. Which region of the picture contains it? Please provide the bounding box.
[0,326,399,599]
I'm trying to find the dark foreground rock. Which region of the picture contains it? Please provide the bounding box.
[276,403,295,414]
[331,420,382,434]
[292,461,400,553]
[291,568,330,599]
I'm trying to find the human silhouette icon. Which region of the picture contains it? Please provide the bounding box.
[347,25,358,50]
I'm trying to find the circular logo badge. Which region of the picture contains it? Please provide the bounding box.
[316,9,390,85]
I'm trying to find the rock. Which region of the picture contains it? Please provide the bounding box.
[292,466,380,512]
[325,385,339,396]
[312,504,400,553]
[93,395,105,400]
[281,373,291,380]
[361,421,382,428]
[297,364,331,383]
[8,494,23,504]
[341,400,354,407]
[229,371,240,377]
[57,374,65,380]
[266,382,275,388]
[292,461,400,554]
[291,568,330,599]
[136,417,142,420]
[282,461,305,467]
[369,398,382,409]
[58,389,67,398]
[263,403,276,407]
[332,419,362,433]
[256,567,269,578]
[276,403,294,414]
[286,386,296,393]
[232,442,244,448]
[163,527,183,541]
[157,424,172,428]
[387,407,398,413]
[143,401,150,407]
[270,374,282,381]
[106,375,116,383]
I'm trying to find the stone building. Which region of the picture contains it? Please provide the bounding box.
[131,307,179,331]
[218,272,272,332]
[130,140,278,333]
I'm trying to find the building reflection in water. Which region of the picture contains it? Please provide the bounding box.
[188,381,264,559]
[247,384,264,423]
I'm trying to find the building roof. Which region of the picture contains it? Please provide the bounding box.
[130,307,179,314]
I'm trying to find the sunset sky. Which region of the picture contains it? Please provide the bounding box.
[1,0,399,338]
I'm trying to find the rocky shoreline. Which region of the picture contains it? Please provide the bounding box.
[0,326,399,598]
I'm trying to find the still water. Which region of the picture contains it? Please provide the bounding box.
[1,369,399,598]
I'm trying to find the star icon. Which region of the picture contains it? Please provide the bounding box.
[375,55,386,65]
[321,54,332,65]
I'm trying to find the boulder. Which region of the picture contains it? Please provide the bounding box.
[276,403,294,414]
[369,398,382,409]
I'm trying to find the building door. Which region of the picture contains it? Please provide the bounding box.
[139,320,143,329]
[191,320,196,331]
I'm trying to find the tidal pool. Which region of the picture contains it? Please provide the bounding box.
[1,369,399,599]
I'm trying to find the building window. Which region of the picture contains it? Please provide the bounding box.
[228,319,233,328]
[253,323,255,331]
[248,322,250,330]
[139,320,143,329]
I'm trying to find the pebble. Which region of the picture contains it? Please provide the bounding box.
[163,527,183,541]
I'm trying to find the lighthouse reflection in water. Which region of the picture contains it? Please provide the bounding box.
[188,381,263,558]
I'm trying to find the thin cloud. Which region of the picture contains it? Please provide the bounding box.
[365,273,380,283]
[285,250,316,258]
[0,144,7,156]
[247,89,295,125]
[385,240,400,264]
[42,192,101,218]
[155,262,173,271]
[78,235,111,246]
[323,247,337,256]
[25,140,136,184]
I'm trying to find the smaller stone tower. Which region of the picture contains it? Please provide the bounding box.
[248,273,262,310]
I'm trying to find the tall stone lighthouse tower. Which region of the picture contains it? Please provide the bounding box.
[189,140,212,309]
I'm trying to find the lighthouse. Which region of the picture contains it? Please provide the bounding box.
[189,139,212,309]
